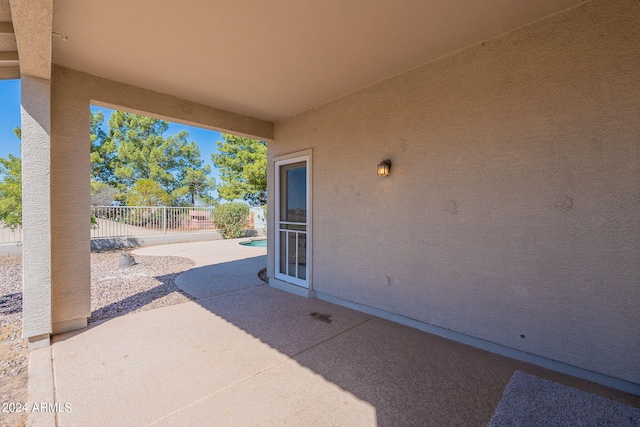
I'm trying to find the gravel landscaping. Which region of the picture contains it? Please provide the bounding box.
[88,251,195,324]
[0,250,194,427]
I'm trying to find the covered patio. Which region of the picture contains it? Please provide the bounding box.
[2,0,639,423]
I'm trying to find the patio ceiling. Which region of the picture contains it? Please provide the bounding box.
[49,0,585,122]
[0,0,19,79]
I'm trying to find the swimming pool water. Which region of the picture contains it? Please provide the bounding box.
[240,239,267,247]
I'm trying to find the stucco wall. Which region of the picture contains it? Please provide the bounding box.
[269,0,639,384]
[50,69,91,333]
[21,75,52,339]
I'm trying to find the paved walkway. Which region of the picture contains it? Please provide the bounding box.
[27,239,640,426]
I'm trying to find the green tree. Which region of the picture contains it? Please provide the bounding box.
[211,134,266,206]
[0,127,22,229]
[180,166,213,207]
[196,175,218,207]
[90,111,118,186]
[124,178,171,206]
[0,152,22,230]
[110,112,201,195]
[90,111,214,206]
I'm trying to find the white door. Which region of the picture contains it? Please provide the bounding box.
[275,154,311,288]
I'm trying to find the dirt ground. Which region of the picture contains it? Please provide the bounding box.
[0,323,28,427]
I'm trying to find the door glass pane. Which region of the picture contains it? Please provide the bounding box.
[280,162,306,223]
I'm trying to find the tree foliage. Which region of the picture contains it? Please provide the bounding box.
[2,111,220,229]
[212,134,266,206]
[90,111,117,186]
[0,127,22,229]
[124,178,171,206]
[90,111,215,206]
[90,179,118,206]
[180,167,213,207]
[196,175,218,207]
[0,152,22,229]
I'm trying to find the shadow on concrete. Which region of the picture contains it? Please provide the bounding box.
[175,254,266,299]
[168,260,504,425]
[88,273,195,325]
[184,263,505,426]
[0,292,22,316]
[179,257,640,426]
[61,253,640,426]
[91,237,143,251]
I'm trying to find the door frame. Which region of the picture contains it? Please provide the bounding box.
[274,149,312,290]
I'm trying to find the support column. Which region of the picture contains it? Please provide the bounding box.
[50,67,91,334]
[21,70,92,345]
[9,0,84,348]
[21,75,52,349]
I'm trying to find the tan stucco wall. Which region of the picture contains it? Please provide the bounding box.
[21,75,52,339]
[269,0,640,384]
[9,0,52,79]
[46,65,273,335]
[62,66,273,141]
[50,69,91,332]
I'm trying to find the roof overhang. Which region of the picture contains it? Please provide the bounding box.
[11,0,587,122]
[0,0,19,79]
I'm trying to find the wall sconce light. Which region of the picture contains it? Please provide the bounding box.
[377,159,392,177]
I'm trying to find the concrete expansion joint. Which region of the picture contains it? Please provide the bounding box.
[51,346,60,427]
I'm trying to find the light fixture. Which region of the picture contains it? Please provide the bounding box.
[377,159,392,176]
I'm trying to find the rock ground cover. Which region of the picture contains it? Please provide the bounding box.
[0,251,194,427]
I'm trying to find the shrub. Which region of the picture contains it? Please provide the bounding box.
[213,202,250,239]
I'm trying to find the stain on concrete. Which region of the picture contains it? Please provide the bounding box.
[309,312,332,323]
[445,200,457,215]
[555,196,573,212]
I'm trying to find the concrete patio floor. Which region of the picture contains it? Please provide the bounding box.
[27,239,640,426]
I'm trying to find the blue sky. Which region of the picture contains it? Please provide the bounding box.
[0,79,21,159]
[0,79,224,193]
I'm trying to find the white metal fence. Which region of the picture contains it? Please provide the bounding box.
[0,223,22,243]
[0,207,216,244]
[91,206,216,238]
[0,205,265,243]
